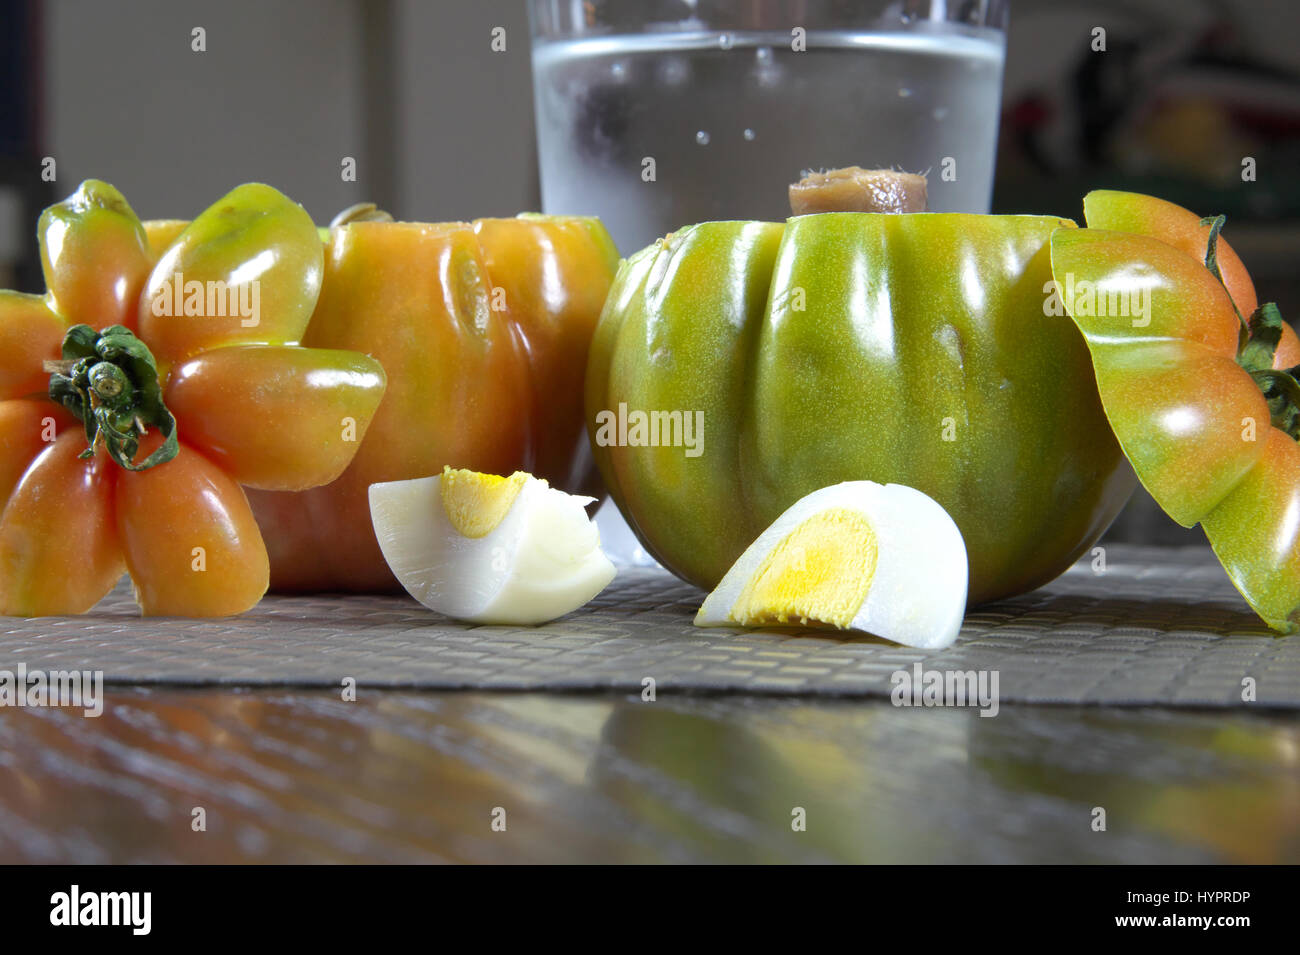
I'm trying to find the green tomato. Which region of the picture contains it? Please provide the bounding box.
[586,213,1136,604]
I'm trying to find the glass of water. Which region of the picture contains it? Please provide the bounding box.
[528,0,1010,255]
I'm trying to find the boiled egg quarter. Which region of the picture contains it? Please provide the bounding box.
[369,467,616,625]
[695,481,968,649]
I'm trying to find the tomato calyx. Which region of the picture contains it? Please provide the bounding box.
[1240,305,1300,441]
[45,324,179,471]
[1199,215,1300,442]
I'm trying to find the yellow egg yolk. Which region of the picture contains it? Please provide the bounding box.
[439,466,533,538]
[728,508,878,628]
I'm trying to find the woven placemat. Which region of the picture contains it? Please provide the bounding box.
[1,544,1297,706]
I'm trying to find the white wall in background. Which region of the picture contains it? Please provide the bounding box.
[43,0,365,222]
[392,0,539,221]
[42,0,539,224]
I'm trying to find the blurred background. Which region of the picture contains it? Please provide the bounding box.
[2,0,1298,543]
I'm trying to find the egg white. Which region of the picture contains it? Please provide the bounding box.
[695,481,968,649]
[369,474,616,625]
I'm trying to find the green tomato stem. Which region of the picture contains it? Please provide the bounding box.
[328,202,394,228]
[1199,215,1300,441]
[45,324,179,471]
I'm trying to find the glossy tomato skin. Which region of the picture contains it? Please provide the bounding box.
[473,215,621,493]
[115,437,269,616]
[38,180,152,333]
[248,215,619,592]
[1202,429,1300,631]
[1082,191,1259,317]
[0,292,68,399]
[142,220,189,260]
[164,344,386,491]
[0,431,123,615]
[1054,190,1300,631]
[138,183,323,363]
[0,400,72,503]
[587,214,1136,604]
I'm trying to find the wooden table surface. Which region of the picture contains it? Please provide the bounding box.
[1,687,1296,863]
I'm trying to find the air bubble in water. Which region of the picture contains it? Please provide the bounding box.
[898,87,913,98]
[743,128,756,141]
[756,46,773,63]
[611,62,626,80]
[719,33,734,50]
[696,130,711,146]
[660,57,688,85]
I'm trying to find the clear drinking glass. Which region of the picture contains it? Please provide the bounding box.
[528,0,1010,255]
